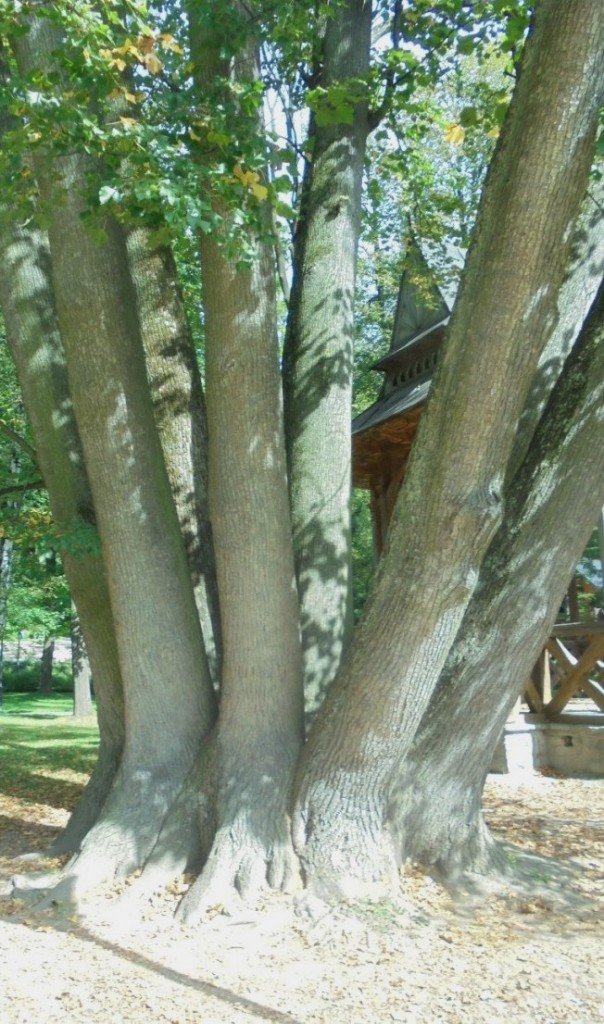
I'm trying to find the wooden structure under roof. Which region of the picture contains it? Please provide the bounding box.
[352,243,454,556]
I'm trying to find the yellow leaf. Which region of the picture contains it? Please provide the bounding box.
[124,91,138,104]
[444,123,465,145]
[250,181,268,201]
[487,126,500,140]
[188,129,201,141]
[158,33,184,55]
[144,52,164,75]
[120,116,138,128]
[232,163,267,199]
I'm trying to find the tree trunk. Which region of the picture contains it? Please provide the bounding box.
[507,179,604,478]
[0,168,125,853]
[71,611,93,718]
[177,2,304,921]
[126,228,222,686]
[13,16,217,895]
[283,0,371,719]
[396,275,604,880]
[293,0,604,898]
[38,636,54,694]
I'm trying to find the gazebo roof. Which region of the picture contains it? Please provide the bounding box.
[352,239,462,490]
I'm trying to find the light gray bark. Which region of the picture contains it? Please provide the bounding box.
[509,179,604,477]
[0,198,125,853]
[293,0,604,897]
[126,227,221,686]
[284,0,372,719]
[71,611,93,718]
[396,275,604,879]
[13,16,217,893]
[177,2,304,921]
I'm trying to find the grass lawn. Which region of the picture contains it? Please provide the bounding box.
[0,692,99,813]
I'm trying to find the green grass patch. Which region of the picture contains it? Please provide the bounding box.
[0,692,99,811]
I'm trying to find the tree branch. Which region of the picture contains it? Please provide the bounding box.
[0,420,38,465]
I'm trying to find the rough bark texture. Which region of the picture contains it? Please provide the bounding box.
[13,17,217,894]
[178,2,304,921]
[283,0,371,719]
[126,228,221,686]
[0,206,125,854]
[509,179,604,477]
[396,276,604,879]
[293,0,604,898]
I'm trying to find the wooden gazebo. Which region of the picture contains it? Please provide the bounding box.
[352,243,454,556]
[352,243,604,773]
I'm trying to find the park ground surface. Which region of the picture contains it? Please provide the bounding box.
[0,698,603,1024]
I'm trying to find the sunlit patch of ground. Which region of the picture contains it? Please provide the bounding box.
[1,755,603,1024]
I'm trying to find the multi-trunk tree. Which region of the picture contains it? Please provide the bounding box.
[1,0,603,921]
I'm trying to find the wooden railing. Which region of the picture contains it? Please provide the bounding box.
[525,621,604,720]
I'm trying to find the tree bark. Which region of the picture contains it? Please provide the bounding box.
[13,16,217,895]
[283,0,371,719]
[293,0,604,898]
[126,228,222,686]
[177,1,304,921]
[38,636,54,694]
[396,274,604,880]
[71,611,93,719]
[0,184,125,853]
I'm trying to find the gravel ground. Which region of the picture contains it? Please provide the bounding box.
[1,770,603,1024]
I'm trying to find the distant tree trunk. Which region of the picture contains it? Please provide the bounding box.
[177,1,304,921]
[13,15,217,894]
[38,636,54,693]
[126,228,221,686]
[71,610,93,718]
[396,275,604,878]
[0,537,12,705]
[283,0,371,718]
[293,0,604,898]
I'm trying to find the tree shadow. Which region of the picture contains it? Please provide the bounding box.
[0,911,304,1024]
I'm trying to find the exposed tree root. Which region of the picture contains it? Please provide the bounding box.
[293,792,400,902]
[177,819,300,925]
[11,765,192,911]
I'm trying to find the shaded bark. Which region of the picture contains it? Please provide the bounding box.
[13,16,216,895]
[38,636,54,693]
[0,195,125,853]
[283,0,371,718]
[396,275,604,879]
[126,228,221,686]
[293,0,604,898]
[177,1,304,921]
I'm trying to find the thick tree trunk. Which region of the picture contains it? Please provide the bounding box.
[177,2,304,921]
[0,196,125,853]
[397,276,604,879]
[13,17,217,895]
[508,179,604,477]
[293,0,604,898]
[126,228,221,686]
[283,0,371,719]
